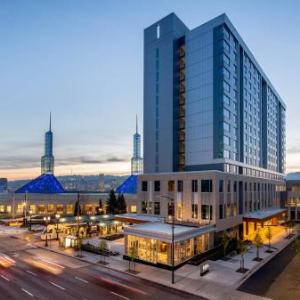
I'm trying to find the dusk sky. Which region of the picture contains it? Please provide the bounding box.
[1,0,299,180]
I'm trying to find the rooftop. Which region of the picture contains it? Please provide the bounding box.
[243,208,287,221]
[15,173,65,194]
[115,213,164,223]
[124,222,215,243]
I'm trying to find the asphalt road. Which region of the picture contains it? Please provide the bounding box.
[0,234,203,300]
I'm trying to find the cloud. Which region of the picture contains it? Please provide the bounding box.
[0,154,129,169]
[287,146,300,154]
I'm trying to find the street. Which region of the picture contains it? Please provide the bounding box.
[0,233,203,300]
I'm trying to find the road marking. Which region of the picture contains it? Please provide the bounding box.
[75,276,88,283]
[49,281,66,291]
[21,288,34,297]
[0,274,10,282]
[26,270,37,276]
[110,291,130,300]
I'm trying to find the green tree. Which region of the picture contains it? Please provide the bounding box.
[99,239,108,263]
[106,190,117,214]
[253,231,263,260]
[237,238,248,271]
[292,235,300,257]
[221,231,230,258]
[117,194,127,214]
[74,199,82,216]
[265,226,273,251]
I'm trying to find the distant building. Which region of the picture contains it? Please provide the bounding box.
[286,173,300,221]
[41,113,54,174]
[131,115,143,175]
[0,178,8,193]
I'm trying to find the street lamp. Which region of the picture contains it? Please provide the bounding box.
[55,213,60,240]
[23,192,28,227]
[28,209,33,231]
[43,216,51,247]
[159,194,175,284]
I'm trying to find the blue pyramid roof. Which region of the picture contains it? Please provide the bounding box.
[116,175,137,194]
[16,173,65,194]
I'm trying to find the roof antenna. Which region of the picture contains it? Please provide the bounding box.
[49,112,52,131]
[136,114,138,134]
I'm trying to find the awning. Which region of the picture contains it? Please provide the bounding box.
[243,208,287,222]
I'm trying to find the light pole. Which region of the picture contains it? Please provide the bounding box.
[43,216,50,247]
[28,209,33,231]
[159,194,175,284]
[55,213,60,240]
[23,192,28,227]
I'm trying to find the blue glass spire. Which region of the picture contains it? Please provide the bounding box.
[131,115,143,175]
[41,112,55,174]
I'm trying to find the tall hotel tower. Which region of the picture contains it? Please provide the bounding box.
[41,113,54,174]
[144,13,286,177]
[136,13,287,249]
[131,116,143,175]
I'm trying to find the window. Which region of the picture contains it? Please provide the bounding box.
[234,181,237,192]
[223,81,230,93]
[154,202,160,215]
[224,150,230,158]
[154,181,160,192]
[223,108,230,119]
[177,180,183,192]
[142,181,148,192]
[156,24,160,39]
[219,204,224,219]
[192,180,198,192]
[201,180,213,192]
[224,136,230,146]
[201,205,212,220]
[168,180,175,192]
[227,180,231,192]
[224,94,230,106]
[223,40,230,52]
[168,202,174,217]
[219,180,224,192]
[223,68,230,80]
[223,122,230,132]
[192,204,198,219]
[223,54,230,66]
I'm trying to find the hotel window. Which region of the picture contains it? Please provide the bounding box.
[154,202,160,215]
[223,67,230,80]
[6,206,11,213]
[201,180,212,192]
[223,108,230,119]
[141,181,148,191]
[219,204,224,219]
[154,181,160,192]
[219,180,224,192]
[227,180,231,192]
[223,136,230,146]
[234,181,237,192]
[192,180,198,192]
[177,180,183,192]
[223,122,230,132]
[201,205,212,220]
[223,54,230,66]
[224,94,230,106]
[192,204,198,219]
[223,81,230,93]
[168,180,175,192]
[168,202,174,217]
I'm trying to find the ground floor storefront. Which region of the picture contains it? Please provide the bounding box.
[243,208,287,242]
[124,222,215,267]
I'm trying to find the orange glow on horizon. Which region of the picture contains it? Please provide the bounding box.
[2,161,131,181]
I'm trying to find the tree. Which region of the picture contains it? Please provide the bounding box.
[99,239,108,264]
[221,231,230,258]
[117,194,127,214]
[74,199,82,216]
[106,190,117,214]
[97,199,104,215]
[292,235,300,257]
[265,226,273,252]
[253,231,263,260]
[237,238,248,271]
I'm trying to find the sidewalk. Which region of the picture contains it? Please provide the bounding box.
[33,231,295,300]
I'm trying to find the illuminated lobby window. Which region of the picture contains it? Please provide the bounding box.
[66,205,73,215]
